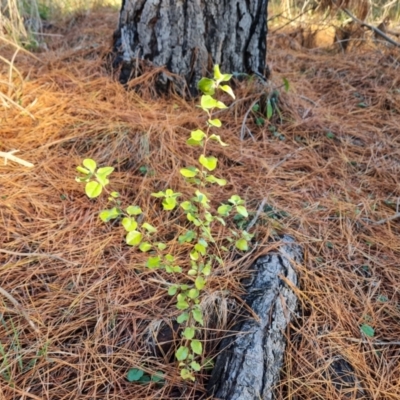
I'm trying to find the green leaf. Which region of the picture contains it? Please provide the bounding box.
[178,230,196,244]
[235,238,248,251]
[236,205,248,218]
[176,346,189,361]
[122,217,138,231]
[96,166,114,178]
[83,158,97,173]
[283,77,290,92]
[139,242,152,252]
[186,138,202,146]
[192,308,204,325]
[127,368,144,382]
[222,73,232,82]
[126,230,143,246]
[267,100,273,120]
[188,288,199,299]
[99,207,120,222]
[157,242,167,250]
[168,285,178,296]
[195,243,206,256]
[180,368,195,381]
[85,181,102,198]
[126,205,142,215]
[218,204,232,216]
[190,250,199,261]
[195,276,206,290]
[206,175,227,186]
[142,222,157,233]
[228,195,244,205]
[199,155,217,171]
[360,324,375,338]
[191,129,206,141]
[183,327,195,340]
[209,134,228,146]
[201,95,219,109]
[151,191,165,198]
[162,197,177,210]
[177,312,189,323]
[151,372,165,383]
[180,167,198,178]
[213,64,223,81]
[215,100,227,109]
[198,78,215,95]
[110,191,119,198]
[191,361,201,372]
[76,166,90,175]
[191,340,202,355]
[202,263,211,276]
[208,118,222,127]
[220,84,235,99]
[147,256,160,269]
[177,300,190,310]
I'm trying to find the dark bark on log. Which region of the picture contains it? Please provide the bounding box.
[207,236,302,400]
[112,0,268,95]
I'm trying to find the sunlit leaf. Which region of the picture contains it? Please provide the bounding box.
[139,242,152,252]
[126,230,142,246]
[199,155,217,171]
[209,134,228,146]
[235,238,248,251]
[201,95,218,109]
[198,78,215,95]
[220,84,235,99]
[236,205,248,217]
[126,205,142,215]
[195,276,206,290]
[83,158,96,173]
[180,168,198,178]
[208,118,222,127]
[85,181,102,198]
[99,207,120,222]
[142,222,157,233]
[122,217,138,231]
[191,129,206,141]
[191,340,202,355]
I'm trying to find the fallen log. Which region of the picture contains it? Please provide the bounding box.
[207,235,302,400]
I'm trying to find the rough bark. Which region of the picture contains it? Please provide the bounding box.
[207,236,301,400]
[112,0,268,94]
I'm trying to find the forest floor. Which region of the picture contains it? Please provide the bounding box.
[1,7,400,400]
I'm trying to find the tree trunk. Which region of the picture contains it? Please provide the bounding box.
[112,0,268,94]
[207,236,301,400]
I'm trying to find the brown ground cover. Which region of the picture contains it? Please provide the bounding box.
[1,7,400,400]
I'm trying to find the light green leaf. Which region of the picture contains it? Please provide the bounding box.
[188,269,197,276]
[157,242,167,250]
[218,204,232,216]
[190,250,199,261]
[142,222,157,233]
[126,205,142,215]
[195,243,206,256]
[360,324,375,338]
[162,197,177,210]
[151,191,165,198]
[236,205,248,218]
[85,181,102,198]
[177,300,190,310]
[201,95,219,109]
[283,77,290,92]
[192,308,204,325]
[96,166,114,178]
[99,207,120,222]
[209,134,228,146]
[191,361,201,372]
[126,230,142,246]
[94,174,109,187]
[199,155,217,171]
[191,129,206,141]
[76,166,90,175]
[180,368,195,381]
[191,340,202,355]
[202,263,211,276]
[186,138,202,146]
[222,73,232,82]
[183,327,195,340]
[139,242,152,252]
[208,118,222,127]
[215,100,227,109]
[206,175,227,186]
[213,64,223,81]
[176,346,189,361]
[188,289,199,299]
[178,230,196,243]
[198,77,215,95]
[177,312,189,323]
[235,238,248,251]
[228,195,244,205]
[83,158,97,173]
[147,256,160,269]
[180,167,198,178]
[122,217,138,231]
[195,276,206,290]
[168,285,178,296]
[220,84,235,99]
[110,191,119,198]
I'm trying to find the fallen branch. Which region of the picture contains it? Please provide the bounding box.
[342,8,400,48]
[0,150,34,168]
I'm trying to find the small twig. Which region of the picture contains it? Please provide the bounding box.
[0,248,78,265]
[0,286,40,334]
[372,212,400,225]
[345,337,400,346]
[247,198,267,231]
[341,7,400,48]
[240,99,259,141]
[0,150,34,168]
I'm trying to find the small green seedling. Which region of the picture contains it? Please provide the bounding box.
[77,65,252,381]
